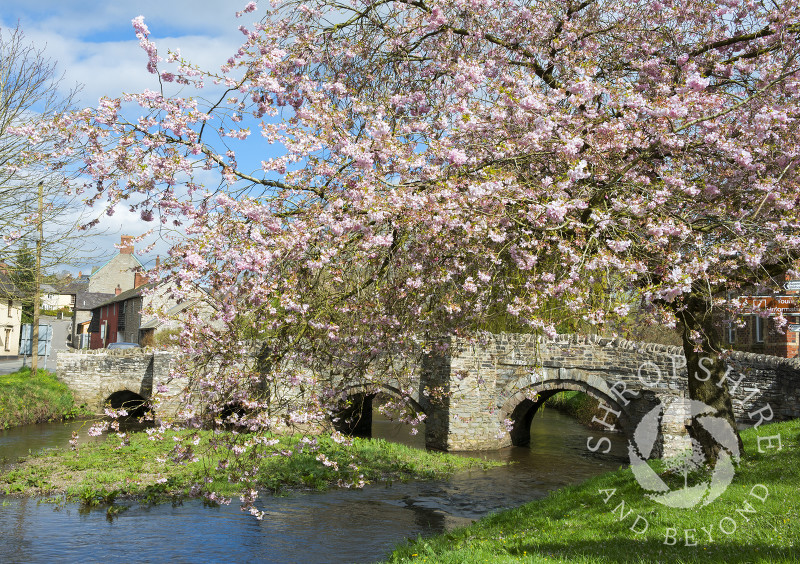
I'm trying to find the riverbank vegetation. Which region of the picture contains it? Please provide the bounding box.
[0,428,500,505]
[544,391,612,430]
[387,419,800,563]
[0,368,89,429]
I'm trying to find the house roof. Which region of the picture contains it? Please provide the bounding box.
[139,299,198,329]
[75,291,115,310]
[93,282,155,309]
[0,272,24,299]
[62,279,89,296]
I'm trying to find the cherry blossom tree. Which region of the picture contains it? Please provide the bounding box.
[30,0,800,471]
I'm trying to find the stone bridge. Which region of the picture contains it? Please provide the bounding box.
[56,349,181,417]
[420,334,800,455]
[56,333,800,455]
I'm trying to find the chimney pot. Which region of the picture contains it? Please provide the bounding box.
[115,284,122,296]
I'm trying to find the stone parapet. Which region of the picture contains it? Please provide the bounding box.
[56,349,179,416]
[419,332,800,455]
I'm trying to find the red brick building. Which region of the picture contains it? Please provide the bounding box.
[729,276,800,358]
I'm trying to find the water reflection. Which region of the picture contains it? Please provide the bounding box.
[0,420,100,468]
[1,405,626,563]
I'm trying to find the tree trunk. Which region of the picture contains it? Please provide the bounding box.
[676,294,744,462]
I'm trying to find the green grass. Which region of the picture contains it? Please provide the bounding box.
[545,391,609,429]
[0,368,90,429]
[386,419,800,563]
[0,428,501,505]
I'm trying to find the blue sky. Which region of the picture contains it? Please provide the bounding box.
[2,1,262,273]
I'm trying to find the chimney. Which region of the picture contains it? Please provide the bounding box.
[155,255,161,271]
[134,270,148,288]
[115,284,122,296]
[78,271,82,277]
[120,235,134,255]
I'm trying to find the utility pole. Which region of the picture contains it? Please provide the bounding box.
[31,181,43,375]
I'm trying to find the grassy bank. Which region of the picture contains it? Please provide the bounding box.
[0,428,500,504]
[0,368,89,429]
[387,419,800,563]
[545,391,611,429]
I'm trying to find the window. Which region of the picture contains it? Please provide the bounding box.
[755,316,764,343]
[4,328,10,351]
[727,323,735,344]
[794,316,800,344]
[6,299,11,317]
[118,301,126,331]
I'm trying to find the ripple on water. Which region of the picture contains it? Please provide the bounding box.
[0,408,626,563]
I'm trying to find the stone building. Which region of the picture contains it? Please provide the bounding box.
[65,235,144,348]
[89,277,210,349]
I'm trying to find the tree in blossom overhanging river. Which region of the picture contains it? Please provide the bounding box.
[25,0,800,478]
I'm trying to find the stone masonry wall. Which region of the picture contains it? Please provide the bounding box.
[57,333,800,452]
[87,253,141,294]
[56,350,180,416]
[421,333,800,452]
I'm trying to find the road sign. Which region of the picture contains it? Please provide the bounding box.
[19,324,52,356]
[739,295,800,314]
[785,280,800,291]
[789,324,800,332]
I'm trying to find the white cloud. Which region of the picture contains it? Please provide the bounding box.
[2,0,260,105]
[2,1,264,274]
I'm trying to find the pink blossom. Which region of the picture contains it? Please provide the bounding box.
[236,2,257,17]
[43,0,800,519]
[447,148,468,165]
[686,72,710,91]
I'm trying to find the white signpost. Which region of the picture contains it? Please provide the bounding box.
[784,280,800,291]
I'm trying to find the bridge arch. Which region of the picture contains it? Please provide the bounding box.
[496,368,650,448]
[332,383,426,438]
[105,389,150,418]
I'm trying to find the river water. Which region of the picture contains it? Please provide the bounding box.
[0,408,627,563]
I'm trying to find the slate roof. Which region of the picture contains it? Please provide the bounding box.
[61,279,89,296]
[93,282,155,309]
[0,271,25,299]
[74,292,115,311]
[139,300,196,329]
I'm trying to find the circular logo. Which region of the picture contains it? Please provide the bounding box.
[629,399,740,508]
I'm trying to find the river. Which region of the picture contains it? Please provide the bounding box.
[0,407,627,563]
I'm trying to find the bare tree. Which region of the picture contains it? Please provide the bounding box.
[0,23,97,373]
